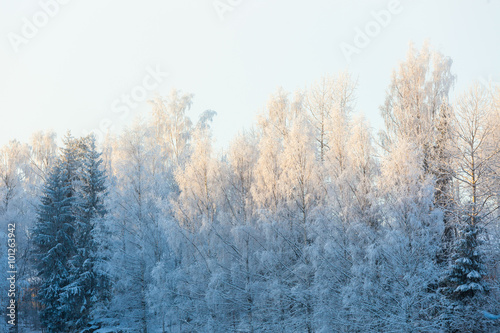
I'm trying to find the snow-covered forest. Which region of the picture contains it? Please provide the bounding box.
[1,43,500,332]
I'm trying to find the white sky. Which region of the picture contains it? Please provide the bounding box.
[1,0,499,150]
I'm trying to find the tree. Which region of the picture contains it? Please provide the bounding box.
[380,42,455,186]
[61,135,110,331]
[172,111,231,330]
[442,85,500,301]
[223,131,260,332]
[304,73,356,162]
[32,163,76,333]
[380,42,456,259]
[451,85,500,229]
[26,130,58,191]
[31,133,112,332]
[105,122,154,333]
[0,140,29,214]
[252,88,292,212]
[148,89,193,167]
[346,139,444,332]
[175,111,219,231]
[380,42,455,152]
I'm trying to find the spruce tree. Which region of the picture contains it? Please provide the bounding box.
[33,134,110,332]
[32,163,76,333]
[62,135,110,331]
[444,219,486,301]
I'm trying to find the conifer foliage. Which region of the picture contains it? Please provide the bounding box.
[8,44,500,332]
[32,134,108,332]
[33,163,76,332]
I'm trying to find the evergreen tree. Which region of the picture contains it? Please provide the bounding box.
[32,164,76,333]
[444,220,486,300]
[32,134,110,332]
[62,135,110,331]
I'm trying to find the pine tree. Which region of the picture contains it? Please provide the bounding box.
[32,164,76,333]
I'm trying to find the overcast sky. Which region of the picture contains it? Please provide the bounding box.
[1,0,499,150]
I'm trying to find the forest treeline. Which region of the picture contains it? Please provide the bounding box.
[1,42,500,332]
